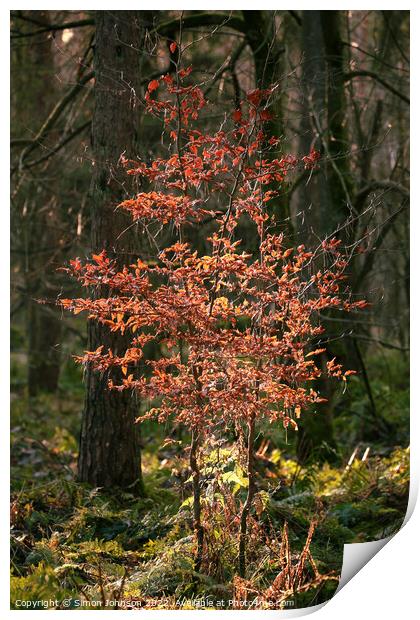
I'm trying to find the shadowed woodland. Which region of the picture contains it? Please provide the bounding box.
[10,10,409,610]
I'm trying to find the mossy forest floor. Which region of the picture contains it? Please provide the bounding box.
[10,353,409,610]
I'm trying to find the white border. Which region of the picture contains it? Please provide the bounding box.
[3,3,417,618]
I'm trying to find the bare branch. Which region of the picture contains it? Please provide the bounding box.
[10,16,94,39]
[156,12,247,38]
[348,333,409,352]
[16,71,94,170]
[288,11,302,26]
[343,70,409,105]
[354,180,409,213]
[24,120,91,170]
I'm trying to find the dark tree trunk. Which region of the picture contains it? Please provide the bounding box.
[242,11,291,232]
[295,12,346,463]
[320,10,353,224]
[295,10,353,237]
[242,10,283,93]
[295,10,330,239]
[296,352,337,464]
[78,11,145,491]
[13,11,63,397]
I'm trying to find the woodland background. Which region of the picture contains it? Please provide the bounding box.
[10,10,409,610]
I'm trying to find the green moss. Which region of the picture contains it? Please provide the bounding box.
[10,349,409,609]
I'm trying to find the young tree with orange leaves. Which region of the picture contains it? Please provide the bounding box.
[60,64,366,576]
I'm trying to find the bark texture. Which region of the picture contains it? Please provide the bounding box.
[295,11,343,462]
[78,11,144,490]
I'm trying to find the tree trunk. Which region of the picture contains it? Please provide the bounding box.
[296,352,337,464]
[242,11,291,232]
[238,414,256,577]
[320,10,353,225]
[12,11,63,397]
[78,11,145,491]
[190,429,204,572]
[295,12,341,463]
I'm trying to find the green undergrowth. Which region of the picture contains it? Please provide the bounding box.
[11,379,409,610]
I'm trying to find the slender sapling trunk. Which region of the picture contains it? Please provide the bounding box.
[190,428,204,572]
[238,413,256,577]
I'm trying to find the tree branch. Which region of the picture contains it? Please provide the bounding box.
[342,41,409,73]
[156,12,247,38]
[288,10,302,26]
[348,333,409,352]
[10,17,94,39]
[343,70,409,105]
[381,10,410,65]
[24,120,92,170]
[11,138,33,148]
[354,180,409,213]
[203,39,247,97]
[16,71,94,169]
[356,203,408,290]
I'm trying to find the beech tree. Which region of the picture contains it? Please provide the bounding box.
[60,65,366,575]
[11,10,408,467]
